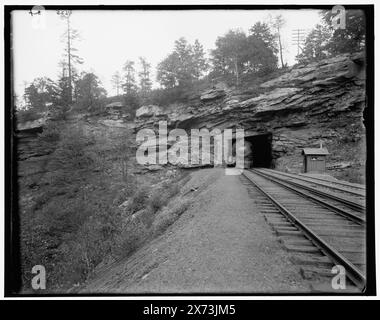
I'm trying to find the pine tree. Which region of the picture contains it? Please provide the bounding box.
[59,10,83,104]
[122,60,137,95]
[138,57,152,94]
[111,71,122,96]
[192,39,208,79]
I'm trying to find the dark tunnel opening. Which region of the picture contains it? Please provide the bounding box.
[244,133,273,168]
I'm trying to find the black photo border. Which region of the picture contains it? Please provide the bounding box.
[3,4,375,298]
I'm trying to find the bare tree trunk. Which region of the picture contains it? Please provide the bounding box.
[277,28,285,68]
[234,57,239,86]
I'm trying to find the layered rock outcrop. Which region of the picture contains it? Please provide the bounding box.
[135,52,367,175]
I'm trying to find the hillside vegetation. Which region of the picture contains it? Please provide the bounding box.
[15,9,366,292]
[18,117,193,292]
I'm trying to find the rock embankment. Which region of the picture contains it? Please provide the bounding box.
[135,52,366,175]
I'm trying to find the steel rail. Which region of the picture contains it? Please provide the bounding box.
[260,168,365,197]
[250,169,365,225]
[254,169,365,213]
[299,172,366,190]
[242,170,366,290]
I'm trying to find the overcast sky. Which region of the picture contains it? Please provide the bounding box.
[12,9,322,97]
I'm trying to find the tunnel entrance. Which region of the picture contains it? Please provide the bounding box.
[245,133,273,168]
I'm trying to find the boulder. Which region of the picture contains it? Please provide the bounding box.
[17,117,46,132]
[98,119,128,128]
[135,105,163,118]
[200,88,226,102]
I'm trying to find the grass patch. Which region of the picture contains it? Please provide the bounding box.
[19,118,191,292]
[152,199,191,236]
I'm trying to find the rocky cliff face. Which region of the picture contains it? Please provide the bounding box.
[16,53,367,182]
[16,112,135,187]
[135,52,367,180]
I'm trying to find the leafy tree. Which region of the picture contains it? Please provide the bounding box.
[249,22,277,54]
[57,76,71,107]
[23,84,40,110]
[247,22,278,74]
[74,72,107,112]
[157,53,181,89]
[211,26,279,85]
[296,10,365,64]
[321,9,365,54]
[173,37,196,86]
[123,93,140,117]
[157,38,208,88]
[23,77,59,112]
[296,24,332,64]
[211,29,249,85]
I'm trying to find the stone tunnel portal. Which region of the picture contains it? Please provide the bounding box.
[244,133,273,168]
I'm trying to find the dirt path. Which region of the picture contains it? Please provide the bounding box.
[81,168,310,293]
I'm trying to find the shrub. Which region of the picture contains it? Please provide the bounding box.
[47,128,95,172]
[153,199,191,235]
[38,122,60,143]
[19,118,193,291]
[127,188,149,214]
[112,217,149,259]
[17,109,43,122]
[166,182,181,198]
[147,182,181,214]
[332,167,365,184]
[148,190,168,213]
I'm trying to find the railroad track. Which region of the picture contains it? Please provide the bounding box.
[256,168,365,216]
[242,169,366,291]
[298,172,365,191]
[260,168,366,198]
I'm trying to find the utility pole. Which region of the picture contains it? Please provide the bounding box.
[291,29,308,56]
